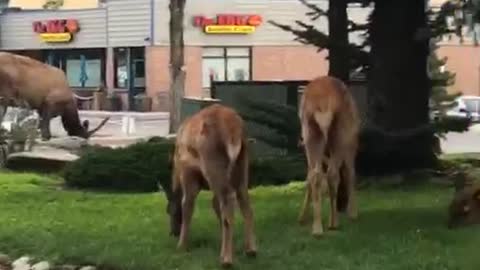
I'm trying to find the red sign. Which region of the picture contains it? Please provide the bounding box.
[193,14,263,28]
[32,19,80,34]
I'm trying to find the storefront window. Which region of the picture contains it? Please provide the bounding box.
[66,58,102,88]
[202,47,251,89]
[114,47,145,90]
[114,48,128,88]
[43,49,105,89]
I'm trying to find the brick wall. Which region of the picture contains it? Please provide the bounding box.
[438,45,480,96]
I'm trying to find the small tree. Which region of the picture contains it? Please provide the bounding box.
[168,0,186,133]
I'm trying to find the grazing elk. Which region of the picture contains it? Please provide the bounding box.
[165,104,257,267]
[0,52,109,140]
[297,75,360,236]
[448,182,480,229]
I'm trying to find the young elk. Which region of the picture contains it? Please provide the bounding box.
[165,104,257,267]
[448,183,480,229]
[297,75,360,236]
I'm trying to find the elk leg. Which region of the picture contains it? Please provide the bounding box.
[236,186,257,257]
[219,191,236,267]
[327,158,340,230]
[177,180,200,250]
[298,182,311,225]
[310,165,325,236]
[212,195,221,226]
[39,108,52,141]
[345,153,358,220]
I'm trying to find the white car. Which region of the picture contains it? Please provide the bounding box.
[446,95,480,122]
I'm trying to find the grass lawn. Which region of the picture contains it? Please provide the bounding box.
[0,171,479,270]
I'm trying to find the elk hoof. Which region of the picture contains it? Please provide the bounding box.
[312,227,324,237]
[220,259,233,269]
[298,217,309,226]
[245,249,257,258]
[328,225,339,231]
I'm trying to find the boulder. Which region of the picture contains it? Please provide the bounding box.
[12,256,31,270]
[6,146,79,173]
[32,261,51,270]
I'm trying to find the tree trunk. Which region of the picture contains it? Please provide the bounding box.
[328,0,349,82]
[168,0,186,133]
[364,0,435,172]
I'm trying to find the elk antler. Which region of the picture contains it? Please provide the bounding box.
[86,116,110,138]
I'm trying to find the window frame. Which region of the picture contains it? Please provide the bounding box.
[113,46,146,90]
[201,46,252,90]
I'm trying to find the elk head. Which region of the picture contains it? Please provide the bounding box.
[447,185,480,229]
[60,103,110,139]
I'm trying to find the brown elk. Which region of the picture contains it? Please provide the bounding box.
[297,75,360,236]
[0,52,109,140]
[448,182,480,229]
[165,104,257,267]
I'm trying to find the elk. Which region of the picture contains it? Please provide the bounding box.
[165,104,257,267]
[297,75,360,236]
[448,182,480,229]
[0,52,109,140]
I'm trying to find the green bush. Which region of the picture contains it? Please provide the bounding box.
[250,155,306,187]
[63,137,175,192]
[63,135,307,192]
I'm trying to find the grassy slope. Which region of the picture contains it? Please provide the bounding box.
[0,172,478,270]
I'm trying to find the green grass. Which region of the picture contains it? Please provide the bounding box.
[0,172,479,270]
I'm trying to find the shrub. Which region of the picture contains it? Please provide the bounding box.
[64,135,307,192]
[63,137,175,192]
[249,154,306,187]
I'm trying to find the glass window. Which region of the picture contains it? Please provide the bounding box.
[203,47,225,57]
[464,99,480,113]
[66,58,102,87]
[226,47,250,57]
[114,47,145,89]
[134,59,146,88]
[227,58,249,81]
[202,58,226,88]
[201,47,251,90]
[114,48,128,88]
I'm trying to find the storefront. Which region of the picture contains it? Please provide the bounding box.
[0,0,152,110]
[0,0,369,112]
[145,0,369,111]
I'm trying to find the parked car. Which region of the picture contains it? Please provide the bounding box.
[446,95,480,123]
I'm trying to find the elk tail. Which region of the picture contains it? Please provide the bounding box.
[226,136,243,184]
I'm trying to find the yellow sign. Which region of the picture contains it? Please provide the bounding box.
[39,33,72,43]
[204,25,256,34]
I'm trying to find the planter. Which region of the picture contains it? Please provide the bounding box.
[93,91,107,110]
[133,94,152,112]
[105,94,122,111]
[10,141,26,153]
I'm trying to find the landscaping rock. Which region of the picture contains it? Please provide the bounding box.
[52,265,76,270]
[32,261,51,270]
[6,145,79,173]
[37,136,88,152]
[79,266,96,270]
[12,256,31,270]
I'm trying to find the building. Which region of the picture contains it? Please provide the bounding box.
[0,0,368,111]
[0,0,152,110]
[428,0,480,96]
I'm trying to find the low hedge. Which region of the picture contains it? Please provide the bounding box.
[63,137,306,192]
[63,137,175,192]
